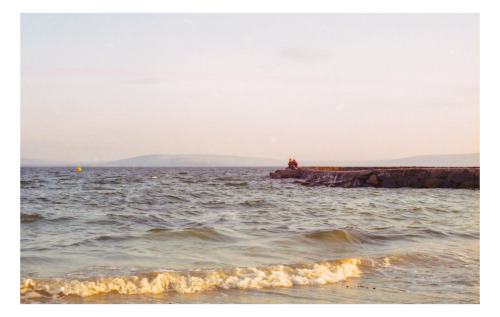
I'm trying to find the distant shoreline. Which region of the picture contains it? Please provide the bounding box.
[21,153,479,168]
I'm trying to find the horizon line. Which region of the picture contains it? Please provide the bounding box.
[21,152,480,165]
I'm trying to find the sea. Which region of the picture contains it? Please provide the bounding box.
[20,167,480,304]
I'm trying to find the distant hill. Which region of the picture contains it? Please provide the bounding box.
[102,154,283,167]
[21,153,479,167]
[377,153,479,167]
[20,154,284,167]
[303,153,480,167]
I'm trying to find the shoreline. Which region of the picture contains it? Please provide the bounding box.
[270,167,480,189]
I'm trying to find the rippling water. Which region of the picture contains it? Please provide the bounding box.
[20,167,479,303]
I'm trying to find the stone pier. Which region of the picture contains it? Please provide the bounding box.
[269,167,479,189]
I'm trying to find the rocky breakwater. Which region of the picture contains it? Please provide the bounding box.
[269,167,479,189]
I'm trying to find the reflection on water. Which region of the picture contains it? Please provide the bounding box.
[21,167,479,303]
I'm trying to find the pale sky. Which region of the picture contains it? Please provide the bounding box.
[20,13,479,162]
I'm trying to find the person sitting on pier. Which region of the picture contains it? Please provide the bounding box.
[286,158,298,170]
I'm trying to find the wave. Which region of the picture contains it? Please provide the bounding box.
[105,213,171,227]
[20,258,360,298]
[163,195,188,202]
[144,227,234,242]
[200,200,226,207]
[21,213,75,224]
[239,199,270,207]
[224,181,249,187]
[95,235,136,242]
[304,229,362,244]
[302,229,421,245]
[21,179,46,188]
[21,213,44,223]
[94,177,124,185]
[416,228,449,238]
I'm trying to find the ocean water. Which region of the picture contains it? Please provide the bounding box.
[20,167,480,304]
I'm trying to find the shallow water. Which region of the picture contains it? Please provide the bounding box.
[20,167,479,303]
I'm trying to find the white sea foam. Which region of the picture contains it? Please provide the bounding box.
[21,258,361,298]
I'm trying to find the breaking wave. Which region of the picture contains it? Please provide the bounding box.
[20,258,360,298]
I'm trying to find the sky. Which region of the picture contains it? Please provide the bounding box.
[20,13,479,162]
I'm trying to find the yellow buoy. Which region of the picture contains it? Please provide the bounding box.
[76,167,82,172]
[132,165,134,168]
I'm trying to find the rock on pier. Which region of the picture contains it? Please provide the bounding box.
[269,167,479,189]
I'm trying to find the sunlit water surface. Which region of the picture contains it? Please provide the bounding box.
[20,167,479,303]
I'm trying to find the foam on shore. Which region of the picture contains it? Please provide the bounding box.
[21,258,360,298]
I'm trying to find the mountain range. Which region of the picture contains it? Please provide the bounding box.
[21,153,480,167]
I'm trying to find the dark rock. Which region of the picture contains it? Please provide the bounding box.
[377,172,390,181]
[271,167,480,190]
[353,179,365,187]
[344,181,354,188]
[397,176,415,187]
[366,174,379,185]
[429,169,447,178]
[391,172,402,180]
[404,176,419,187]
[459,180,475,188]
[441,179,453,188]
[450,173,473,184]
[381,178,396,188]
[416,172,428,179]
[354,170,373,178]
[474,177,480,188]
[405,169,420,175]
[422,178,443,188]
